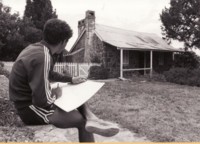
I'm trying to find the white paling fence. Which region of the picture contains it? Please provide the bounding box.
[54,63,100,77]
[2,62,100,77]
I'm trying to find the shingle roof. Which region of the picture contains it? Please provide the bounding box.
[95,24,181,52]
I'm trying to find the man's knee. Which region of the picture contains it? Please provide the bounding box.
[48,109,86,129]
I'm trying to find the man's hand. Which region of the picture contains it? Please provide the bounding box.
[52,84,62,99]
[72,76,86,84]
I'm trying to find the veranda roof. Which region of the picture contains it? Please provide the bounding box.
[95,24,181,52]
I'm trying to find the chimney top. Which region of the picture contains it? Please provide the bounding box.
[86,10,95,19]
[78,19,85,27]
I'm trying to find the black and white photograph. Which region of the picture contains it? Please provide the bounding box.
[0,0,200,142]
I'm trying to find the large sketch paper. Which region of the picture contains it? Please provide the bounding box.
[51,80,104,112]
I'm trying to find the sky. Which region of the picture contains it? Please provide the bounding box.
[3,0,184,51]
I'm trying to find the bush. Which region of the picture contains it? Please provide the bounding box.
[173,51,200,69]
[0,64,10,78]
[150,72,166,82]
[188,68,200,86]
[164,67,200,86]
[0,61,4,67]
[88,65,109,79]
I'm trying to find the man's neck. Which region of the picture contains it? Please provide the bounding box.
[41,40,58,55]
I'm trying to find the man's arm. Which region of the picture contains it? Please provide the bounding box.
[49,70,73,83]
[28,53,57,108]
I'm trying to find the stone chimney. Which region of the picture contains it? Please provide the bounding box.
[84,10,95,62]
[78,19,85,36]
[78,10,95,36]
[85,10,95,35]
[77,10,95,62]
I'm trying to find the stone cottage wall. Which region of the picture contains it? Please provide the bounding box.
[90,34,120,78]
[104,43,120,78]
[90,34,105,63]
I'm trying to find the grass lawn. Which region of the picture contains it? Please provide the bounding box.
[1,76,200,142]
[0,76,34,142]
[88,79,200,142]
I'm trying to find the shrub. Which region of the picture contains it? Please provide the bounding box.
[173,51,200,69]
[164,67,200,86]
[0,61,4,67]
[189,68,200,87]
[0,64,10,78]
[150,72,166,82]
[88,65,109,79]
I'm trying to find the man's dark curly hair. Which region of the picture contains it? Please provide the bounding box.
[43,18,73,45]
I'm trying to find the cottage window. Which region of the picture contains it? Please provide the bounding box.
[123,51,129,65]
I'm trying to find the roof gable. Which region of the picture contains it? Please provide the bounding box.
[69,29,86,53]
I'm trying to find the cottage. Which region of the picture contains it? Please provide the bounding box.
[67,10,180,79]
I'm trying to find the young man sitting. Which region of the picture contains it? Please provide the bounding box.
[9,18,119,142]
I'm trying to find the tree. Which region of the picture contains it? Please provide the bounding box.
[0,2,24,60]
[0,0,58,61]
[19,16,42,45]
[24,0,33,19]
[160,0,200,50]
[24,0,57,30]
[0,2,42,61]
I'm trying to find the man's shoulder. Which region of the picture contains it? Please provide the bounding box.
[22,43,47,58]
[26,42,44,52]
[17,43,45,63]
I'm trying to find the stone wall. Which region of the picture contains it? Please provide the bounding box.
[104,43,120,78]
[90,34,105,63]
